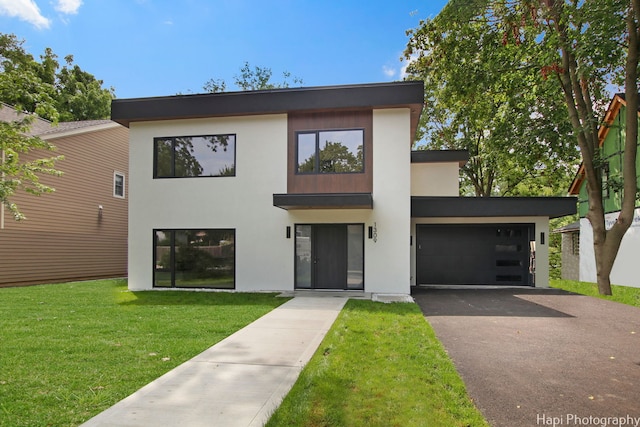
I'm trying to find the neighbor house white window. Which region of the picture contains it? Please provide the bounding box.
[114,172,125,198]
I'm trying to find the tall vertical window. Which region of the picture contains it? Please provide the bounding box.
[154,135,236,178]
[346,224,364,289]
[113,172,125,198]
[154,229,235,289]
[296,129,364,173]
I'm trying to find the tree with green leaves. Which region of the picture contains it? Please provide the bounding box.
[0,115,63,221]
[0,32,113,221]
[0,33,114,121]
[404,0,579,197]
[406,0,639,295]
[203,61,302,93]
[55,55,113,121]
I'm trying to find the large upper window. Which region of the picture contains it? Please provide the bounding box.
[154,135,235,178]
[296,129,364,174]
[154,229,235,289]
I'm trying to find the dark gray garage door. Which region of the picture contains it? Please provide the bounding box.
[416,224,535,286]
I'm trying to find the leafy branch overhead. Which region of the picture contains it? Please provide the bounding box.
[0,32,113,220]
[0,33,114,121]
[0,116,63,221]
[404,0,580,197]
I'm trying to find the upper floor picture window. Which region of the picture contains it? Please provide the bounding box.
[113,172,125,198]
[154,135,236,178]
[296,129,364,174]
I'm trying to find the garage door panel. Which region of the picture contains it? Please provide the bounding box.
[416,224,533,286]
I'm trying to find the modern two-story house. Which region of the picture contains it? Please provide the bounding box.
[568,93,640,288]
[112,81,575,296]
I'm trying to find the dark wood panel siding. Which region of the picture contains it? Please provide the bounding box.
[287,111,373,194]
[0,125,129,286]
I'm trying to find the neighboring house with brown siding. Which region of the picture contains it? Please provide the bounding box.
[0,104,128,286]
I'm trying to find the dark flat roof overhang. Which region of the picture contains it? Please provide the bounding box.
[411,196,577,219]
[411,150,469,166]
[273,193,373,210]
[111,81,424,131]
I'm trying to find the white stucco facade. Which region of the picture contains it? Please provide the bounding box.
[411,162,460,197]
[127,109,414,294]
[128,114,293,291]
[119,82,572,295]
[579,208,640,288]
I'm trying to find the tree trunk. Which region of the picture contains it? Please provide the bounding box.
[589,0,639,295]
[544,0,639,295]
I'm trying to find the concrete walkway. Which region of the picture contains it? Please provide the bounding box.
[81,296,348,427]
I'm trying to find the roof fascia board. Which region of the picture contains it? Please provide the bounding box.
[411,150,469,166]
[111,81,424,127]
[411,196,578,219]
[40,121,122,140]
[273,193,373,210]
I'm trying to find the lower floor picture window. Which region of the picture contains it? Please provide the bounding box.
[154,229,235,289]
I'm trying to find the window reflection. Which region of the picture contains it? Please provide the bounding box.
[154,229,235,288]
[296,129,364,174]
[297,133,316,173]
[154,135,236,178]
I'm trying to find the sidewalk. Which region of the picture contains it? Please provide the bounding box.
[80,296,348,427]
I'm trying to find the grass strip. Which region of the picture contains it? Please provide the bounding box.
[0,279,287,427]
[550,279,640,307]
[266,299,488,427]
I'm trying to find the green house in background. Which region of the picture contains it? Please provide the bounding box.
[568,93,640,288]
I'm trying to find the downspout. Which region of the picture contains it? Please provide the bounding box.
[1,145,4,229]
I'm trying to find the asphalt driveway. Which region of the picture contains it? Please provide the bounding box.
[412,287,640,427]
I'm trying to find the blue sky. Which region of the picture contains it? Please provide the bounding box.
[0,0,448,99]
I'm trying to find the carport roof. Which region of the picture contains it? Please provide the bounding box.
[411,196,577,219]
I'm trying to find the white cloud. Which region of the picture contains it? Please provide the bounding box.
[400,52,419,79]
[55,0,82,15]
[0,0,50,29]
[382,65,396,78]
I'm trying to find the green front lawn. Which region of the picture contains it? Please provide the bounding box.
[0,279,287,427]
[266,300,488,427]
[1,280,486,427]
[550,279,640,307]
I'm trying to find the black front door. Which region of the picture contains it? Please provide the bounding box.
[295,224,363,290]
[314,225,348,289]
